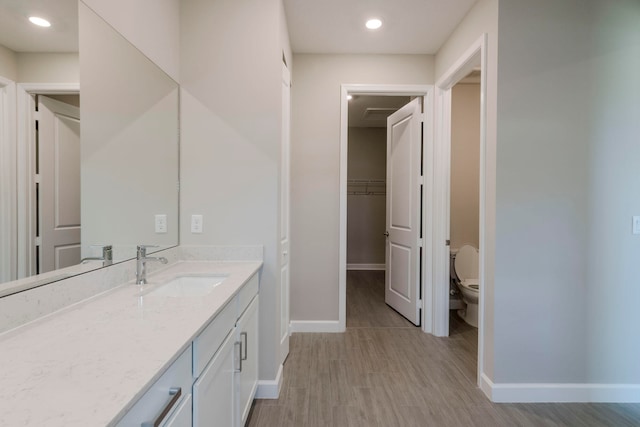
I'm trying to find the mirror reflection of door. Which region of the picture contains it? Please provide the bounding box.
[36,95,81,274]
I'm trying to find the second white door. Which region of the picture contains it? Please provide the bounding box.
[385,98,423,325]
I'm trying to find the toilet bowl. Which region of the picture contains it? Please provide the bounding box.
[453,244,479,327]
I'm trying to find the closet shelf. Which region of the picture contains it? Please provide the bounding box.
[347,179,386,196]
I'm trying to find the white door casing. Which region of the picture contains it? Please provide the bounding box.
[385,98,423,325]
[434,34,489,390]
[37,96,81,273]
[279,62,291,362]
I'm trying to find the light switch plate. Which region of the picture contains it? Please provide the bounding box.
[633,216,640,235]
[191,215,203,233]
[155,214,167,233]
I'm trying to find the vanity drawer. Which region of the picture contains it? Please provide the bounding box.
[192,299,236,378]
[115,346,192,427]
[237,273,259,317]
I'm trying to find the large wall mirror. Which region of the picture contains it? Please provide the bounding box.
[0,0,179,297]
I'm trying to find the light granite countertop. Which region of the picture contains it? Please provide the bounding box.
[0,260,262,426]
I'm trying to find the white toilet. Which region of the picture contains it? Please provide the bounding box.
[453,245,479,327]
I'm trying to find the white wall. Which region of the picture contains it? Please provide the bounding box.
[450,84,480,250]
[179,0,288,383]
[0,45,17,81]
[495,0,640,388]
[347,127,386,265]
[80,0,180,81]
[495,0,592,384]
[434,0,498,381]
[290,54,434,321]
[586,0,640,385]
[17,53,79,83]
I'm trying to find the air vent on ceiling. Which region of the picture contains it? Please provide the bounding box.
[362,107,398,121]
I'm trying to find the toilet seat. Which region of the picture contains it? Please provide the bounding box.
[454,245,479,284]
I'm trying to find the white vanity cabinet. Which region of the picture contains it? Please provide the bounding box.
[115,272,260,427]
[115,346,193,427]
[192,272,260,427]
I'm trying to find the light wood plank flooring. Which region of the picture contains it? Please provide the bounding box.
[247,270,640,426]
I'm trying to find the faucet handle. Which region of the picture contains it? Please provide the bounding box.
[137,244,159,258]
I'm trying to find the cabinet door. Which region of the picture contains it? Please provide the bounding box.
[237,296,259,426]
[193,330,237,427]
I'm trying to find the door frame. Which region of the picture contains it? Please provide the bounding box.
[16,83,80,278]
[0,76,17,283]
[339,84,433,333]
[434,34,488,385]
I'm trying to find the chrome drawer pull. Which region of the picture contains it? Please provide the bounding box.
[142,387,181,427]
[235,341,243,372]
[241,332,248,361]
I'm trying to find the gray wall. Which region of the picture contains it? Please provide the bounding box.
[347,127,386,266]
[179,0,289,382]
[450,84,480,250]
[0,46,17,81]
[290,54,434,322]
[495,0,640,384]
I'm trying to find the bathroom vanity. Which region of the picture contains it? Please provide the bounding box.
[0,255,262,426]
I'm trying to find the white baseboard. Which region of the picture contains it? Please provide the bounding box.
[480,373,640,403]
[290,320,342,333]
[255,363,283,399]
[346,263,385,271]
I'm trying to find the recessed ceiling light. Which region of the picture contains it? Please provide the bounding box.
[365,18,382,30]
[29,16,51,27]
[347,95,353,100]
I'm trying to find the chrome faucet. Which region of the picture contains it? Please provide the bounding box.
[136,245,168,284]
[81,245,113,266]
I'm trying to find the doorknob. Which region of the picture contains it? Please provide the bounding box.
[383,231,389,237]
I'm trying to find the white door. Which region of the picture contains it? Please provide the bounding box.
[385,98,423,325]
[279,62,291,363]
[38,96,81,273]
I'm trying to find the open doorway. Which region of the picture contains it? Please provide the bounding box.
[447,70,482,371]
[434,34,488,388]
[339,84,432,332]
[345,95,414,327]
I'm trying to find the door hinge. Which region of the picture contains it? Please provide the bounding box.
[35,236,42,246]
[418,238,423,247]
[418,299,423,309]
[34,174,41,184]
[34,111,42,121]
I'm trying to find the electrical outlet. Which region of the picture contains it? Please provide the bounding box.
[191,215,203,233]
[633,216,640,235]
[155,214,167,233]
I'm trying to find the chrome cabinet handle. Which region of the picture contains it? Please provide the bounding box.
[235,341,243,372]
[241,332,248,361]
[142,387,181,427]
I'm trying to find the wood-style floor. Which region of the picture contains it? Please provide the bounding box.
[247,270,640,426]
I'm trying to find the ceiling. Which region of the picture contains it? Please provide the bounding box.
[283,0,477,54]
[0,0,78,53]
[348,96,411,128]
[0,0,477,55]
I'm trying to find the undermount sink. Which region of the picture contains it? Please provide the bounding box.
[148,275,227,297]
